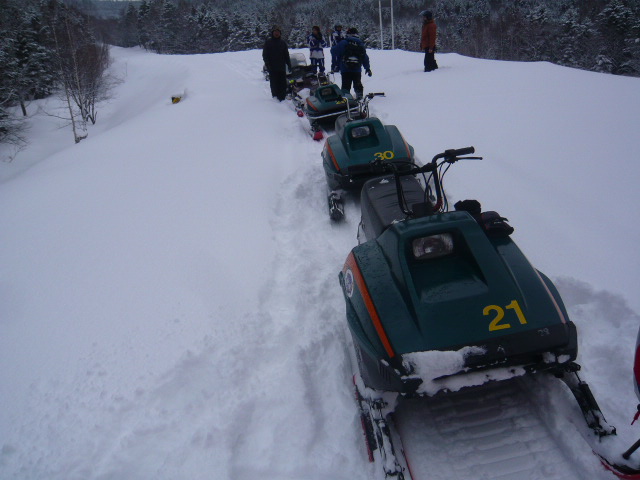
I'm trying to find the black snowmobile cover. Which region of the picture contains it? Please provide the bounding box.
[360,175,426,240]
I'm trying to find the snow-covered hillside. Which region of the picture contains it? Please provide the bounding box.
[1,47,639,480]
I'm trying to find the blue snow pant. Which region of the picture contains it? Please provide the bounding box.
[341,71,364,99]
[310,57,325,73]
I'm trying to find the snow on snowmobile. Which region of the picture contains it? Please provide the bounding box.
[321,92,414,221]
[338,147,632,479]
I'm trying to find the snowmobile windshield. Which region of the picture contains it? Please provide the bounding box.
[349,126,379,150]
[291,53,307,67]
[351,126,371,139]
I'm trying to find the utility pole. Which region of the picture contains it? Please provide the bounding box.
[391,0,395,50]
[378,0,383,49]
[378,0,396,50]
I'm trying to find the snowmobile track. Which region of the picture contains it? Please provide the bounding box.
[392,377,590,480]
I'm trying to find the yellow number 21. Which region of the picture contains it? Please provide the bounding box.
[483,300,528,332]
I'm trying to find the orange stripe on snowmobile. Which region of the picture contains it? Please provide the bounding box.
[534,270,567,324]
[306,97,319,111]
[634,345,640,391]
[345,253,396,358]
[326,143,340,172]
[400,134,412,160]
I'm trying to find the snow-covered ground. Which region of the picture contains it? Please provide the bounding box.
[1,46,639,480]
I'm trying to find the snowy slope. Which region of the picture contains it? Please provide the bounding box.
[1,46,639,480]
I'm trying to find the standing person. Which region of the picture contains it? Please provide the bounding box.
[307,26,328,74]
[420,10,438,72]
[262,26,292,101]
[331,27,371,99]
[329,24,346,72]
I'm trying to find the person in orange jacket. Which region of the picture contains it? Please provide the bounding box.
[420,10,438,72]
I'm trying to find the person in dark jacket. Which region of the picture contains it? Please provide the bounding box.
[420,11,438,72]
[307,26,328,73]
[331,27,371,99]
[262,26,292,101]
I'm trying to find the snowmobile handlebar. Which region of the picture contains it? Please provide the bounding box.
[431,146,475,163]
[347,146,477,179]
[343,92,384,122]
[347,146,480,216]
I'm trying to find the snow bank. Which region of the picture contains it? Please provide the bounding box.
[1,46,639,480]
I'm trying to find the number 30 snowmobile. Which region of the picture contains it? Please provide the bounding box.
[338,148,638,479]
[321,92,415,220]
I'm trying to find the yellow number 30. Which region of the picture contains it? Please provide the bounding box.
[483,300,528,331]
[374,151,395,161]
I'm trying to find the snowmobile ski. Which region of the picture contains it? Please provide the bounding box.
[353,376,409,480]
[328,190,344,221]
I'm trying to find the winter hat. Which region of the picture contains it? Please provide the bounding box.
[420,10,433,20]
[271,25,282,34]
[346,27,358,34]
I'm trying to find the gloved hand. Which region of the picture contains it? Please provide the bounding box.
[365,69,372,77]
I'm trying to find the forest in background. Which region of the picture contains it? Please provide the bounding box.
[98,0,640,76]
[1,0,639,152]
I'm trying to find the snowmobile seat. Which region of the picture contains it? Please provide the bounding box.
[334,113,366,138]
[317,86,343,103]
[360,175,427,240]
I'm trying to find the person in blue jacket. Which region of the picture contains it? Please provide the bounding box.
[307,26,328,73]
[331,27,371,99]
[329,25,346,72]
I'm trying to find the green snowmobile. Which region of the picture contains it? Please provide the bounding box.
[294,79,360,141]
[321,93,414,220]
[339,147,623,478]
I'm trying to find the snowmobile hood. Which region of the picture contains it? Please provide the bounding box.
[305,84,355,115]
[323,120,413,180]
[342,211,573,362]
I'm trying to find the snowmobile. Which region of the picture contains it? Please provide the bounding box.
[321,92,413,221]
[293,77,359,141]
[287,65,328,101]
[338,147,635,479]
[288,52,313,81]
[263,52,314,84]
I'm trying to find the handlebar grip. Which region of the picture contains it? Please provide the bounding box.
[419,162,437,173]
[445,146,475,158]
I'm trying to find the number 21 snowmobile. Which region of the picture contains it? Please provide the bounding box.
[338,147,637,479]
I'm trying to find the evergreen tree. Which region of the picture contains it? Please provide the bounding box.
[120,3,138,48]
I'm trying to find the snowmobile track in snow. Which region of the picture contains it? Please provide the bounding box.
[391,376,592,480]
